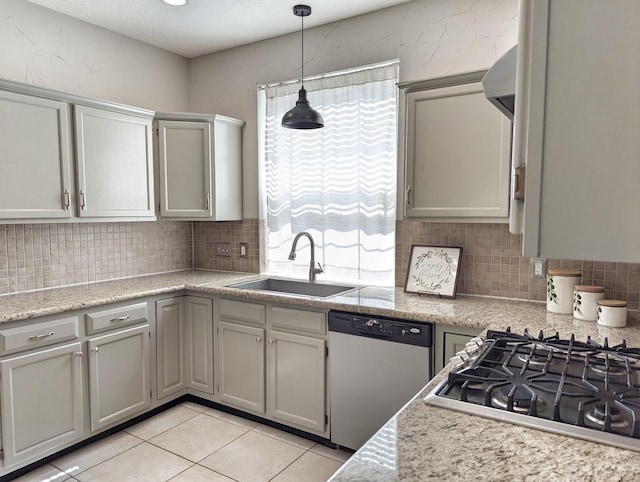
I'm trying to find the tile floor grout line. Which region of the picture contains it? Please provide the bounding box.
[49,433,146,478]
[267,449,308,482]
[157,423,251,466]
[124,405,202,440]
[248,425,315,451]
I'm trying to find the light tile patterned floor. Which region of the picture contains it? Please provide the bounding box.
[12,402,351,482]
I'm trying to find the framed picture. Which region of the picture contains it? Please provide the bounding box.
[404,245,462,298]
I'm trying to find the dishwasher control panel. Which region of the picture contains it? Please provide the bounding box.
[329,311,432,347]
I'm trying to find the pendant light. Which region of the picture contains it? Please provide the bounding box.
[281,5,324,129]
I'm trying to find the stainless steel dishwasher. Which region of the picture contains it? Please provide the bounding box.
[329,310,433,451]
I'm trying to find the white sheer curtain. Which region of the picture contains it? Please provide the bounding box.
[259,60,398,286]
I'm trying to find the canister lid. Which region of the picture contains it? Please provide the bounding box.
[548,268,582,277]
[574,285,605,293]
[597,299,627,307]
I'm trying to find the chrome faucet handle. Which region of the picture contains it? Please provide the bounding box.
[314,262,323,274]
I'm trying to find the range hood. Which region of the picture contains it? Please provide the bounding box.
[482,46,517,119]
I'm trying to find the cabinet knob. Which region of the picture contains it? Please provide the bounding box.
[75,351,83,357]
[268,339,276,344]
[91,346,99,353]
[256,336,262,343]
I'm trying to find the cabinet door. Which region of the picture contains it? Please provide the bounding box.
[158,120,212,218]
[218,321,265,413]
[403,78,511,220]
[88,324,150,431]
[211,116,244,221]
[519,0,640,262]
[0,90,73,219]
[156,298,186,398]
[185,297,214,394]
[434,323,480,373]
[75,105,154,218]
[0,342,84,467]
[267,330,326,433]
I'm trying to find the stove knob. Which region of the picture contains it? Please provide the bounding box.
[470,337,484,347]
[465,341,480,355]
[449,355,466,371]
[455,350,470,362]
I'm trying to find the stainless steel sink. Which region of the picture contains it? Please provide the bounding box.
[228,278,358,299]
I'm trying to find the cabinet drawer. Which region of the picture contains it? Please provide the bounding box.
[85,302,149,334]
[219,299,265,325]
[0,316,79,355]
[271,306,326,335]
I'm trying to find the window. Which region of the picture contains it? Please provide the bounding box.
[258,60,398,286]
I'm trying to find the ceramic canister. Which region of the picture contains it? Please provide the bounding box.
[547,268,581,314]
[573,285,605,321]
[597,299,628,328]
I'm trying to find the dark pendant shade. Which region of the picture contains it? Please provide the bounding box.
[281,88,324,129]
[281,4,324,130]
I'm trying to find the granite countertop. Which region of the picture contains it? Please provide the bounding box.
[1,269,639,480]
[332,311,640,482]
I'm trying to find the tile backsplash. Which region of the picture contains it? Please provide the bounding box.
[396,222,640,309]
[0,218,637,310]
[193,219,261,273]
[0,221,192,295]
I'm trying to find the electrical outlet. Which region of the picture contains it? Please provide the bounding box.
[216,242,231,257]
[239,243,248,258]
[531,258,547,279]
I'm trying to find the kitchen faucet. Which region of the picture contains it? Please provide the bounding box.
[288,232,323,282]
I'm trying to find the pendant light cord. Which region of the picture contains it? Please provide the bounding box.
[300,12,305,89]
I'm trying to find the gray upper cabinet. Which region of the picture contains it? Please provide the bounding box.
[517,0,640,263]
[155,112,245,221]
[75,105,155,218]
[0,79,155,222]
[400,72,511,222]
[0,90,73,219]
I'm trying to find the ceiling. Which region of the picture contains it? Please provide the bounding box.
[27,0,411,58]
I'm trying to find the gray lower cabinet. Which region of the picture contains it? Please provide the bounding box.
[218,320,265,413]
[185,296,214,394]
[267,330,326,433]
[87,324,151,431]
[0,341,84,468]
[156,297,187,398]
[215,299,328,436]
[434,324,481,373]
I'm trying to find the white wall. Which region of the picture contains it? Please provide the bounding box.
[188,0,519,218]
[0,0,189,111]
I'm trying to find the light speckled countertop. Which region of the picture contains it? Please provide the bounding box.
[1,269,639,480]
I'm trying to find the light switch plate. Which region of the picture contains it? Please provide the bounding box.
[216,242,231,257]
[531,258,546,279]
[239,243,248,258]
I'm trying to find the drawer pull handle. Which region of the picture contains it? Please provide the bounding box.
[28,331,55,341]
[110,315,130,323]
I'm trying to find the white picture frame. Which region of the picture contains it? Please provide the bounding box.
[404,245,462,298]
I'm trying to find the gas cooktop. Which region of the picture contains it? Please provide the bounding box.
[424,329,640,452]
